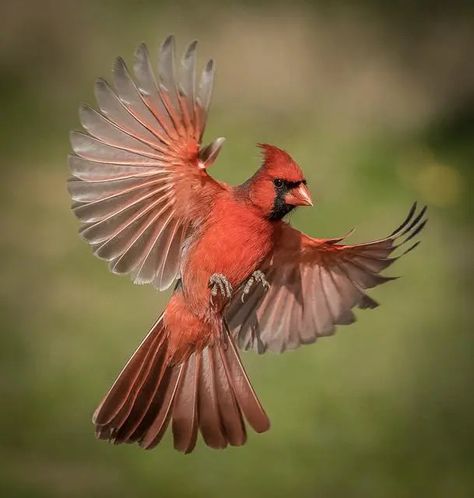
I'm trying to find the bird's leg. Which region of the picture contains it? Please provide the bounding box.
[209,273,233,305]
[241,270,270,303]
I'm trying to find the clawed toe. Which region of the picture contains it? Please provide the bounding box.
[209,273,233,303]
[254,270,270,290]
[241,270,270,302]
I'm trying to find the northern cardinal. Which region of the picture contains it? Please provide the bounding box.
[68,35,426,453]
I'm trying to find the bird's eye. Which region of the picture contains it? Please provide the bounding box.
[273,179,283,188]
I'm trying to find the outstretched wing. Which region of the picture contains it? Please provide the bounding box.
[68,36,225,290]
[226,204,427,353]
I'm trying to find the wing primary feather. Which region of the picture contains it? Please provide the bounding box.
[133,42,178,142]
[341,256,398,288]
[158,84,187,137]
[397,205,427,238]
[180,40,197,98]
[198,59,214,113]
[388,202,417,236]
[95,77,175,149]
[400,240,421,256]
[113,56,179,146]
[94,78,167,148]
[158,35,179,104]
[177,91,193,133]
[351,204,424,249]
[179,40,198,128]
[196,59,215,139]
[396,217,428,247]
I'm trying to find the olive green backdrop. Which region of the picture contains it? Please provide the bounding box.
[1,1,472,497]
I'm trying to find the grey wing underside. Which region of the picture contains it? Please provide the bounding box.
[67,36,223,290]
[226,204,427,353]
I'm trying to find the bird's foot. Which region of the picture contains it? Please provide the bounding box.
[241,270,270,302]
[209,273,233,305]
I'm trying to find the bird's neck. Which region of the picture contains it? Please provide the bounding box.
[235,176,294,221]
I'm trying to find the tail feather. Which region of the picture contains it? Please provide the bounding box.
[101,332,165,437]
[139,365,183,449]
[172,353,200,453]
[113,337,169,443]
[221,323,271,433]
[197,347,227,449]
[93,316,163,427]
[93,315,270,453]
[211,342,247,446]
[129,362,173,443]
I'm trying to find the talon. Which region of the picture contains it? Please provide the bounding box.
[209,273,233,304]
[241,270,270,302]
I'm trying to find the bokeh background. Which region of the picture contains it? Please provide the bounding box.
[1,1,473,497]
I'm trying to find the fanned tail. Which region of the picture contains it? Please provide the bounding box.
[93,316,270,453]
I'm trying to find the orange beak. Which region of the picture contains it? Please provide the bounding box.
[285,183,313,207]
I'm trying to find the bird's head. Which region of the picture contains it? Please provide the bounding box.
[247,144,313,220]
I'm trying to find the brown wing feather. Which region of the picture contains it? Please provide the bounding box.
[227,203,427,353]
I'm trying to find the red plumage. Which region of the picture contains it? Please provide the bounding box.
[68,36,426,453]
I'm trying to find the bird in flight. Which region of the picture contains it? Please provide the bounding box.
[68,35,426,453]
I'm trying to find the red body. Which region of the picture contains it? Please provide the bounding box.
[166,187,275,361]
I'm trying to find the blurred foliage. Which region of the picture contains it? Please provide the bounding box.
[1,1,473,497]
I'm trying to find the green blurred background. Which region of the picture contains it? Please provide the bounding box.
[1,1,473,497]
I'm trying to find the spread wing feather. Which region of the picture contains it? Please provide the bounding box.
[68,36,225,290]
[227,203,427,353]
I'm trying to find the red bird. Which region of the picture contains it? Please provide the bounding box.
[68,36,426,453]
